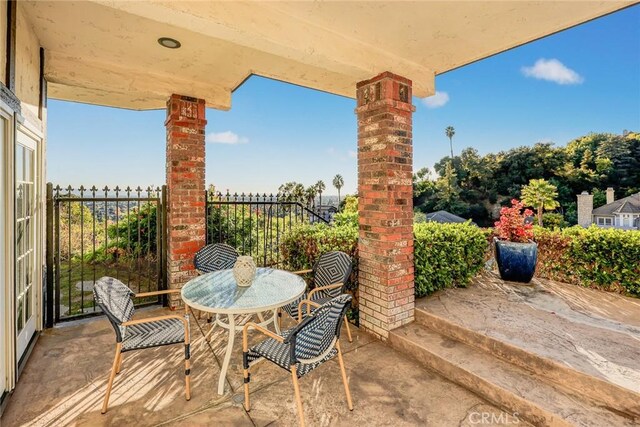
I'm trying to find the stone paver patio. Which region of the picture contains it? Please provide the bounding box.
[1,307,517,427]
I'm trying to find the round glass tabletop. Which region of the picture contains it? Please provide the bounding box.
[181,268,306,314]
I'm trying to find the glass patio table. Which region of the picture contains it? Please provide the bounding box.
[181,268,306,395]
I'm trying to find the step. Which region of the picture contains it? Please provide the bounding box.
[415,308,640,419]
[389,323,637,427]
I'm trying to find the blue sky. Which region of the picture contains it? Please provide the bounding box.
[47,5,640,195]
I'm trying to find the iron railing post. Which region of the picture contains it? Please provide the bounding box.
[161,185,168,306]
[53,187,60,322]
[45,182,54,328]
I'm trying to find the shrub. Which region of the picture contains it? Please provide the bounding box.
[333,210,358,228]
[534,226,640,296]
[414,222,490,297]
[542,213,567,229]
[280,222,358,273]
[532,226,573,283]
[280,221,359,320]
[413,211,427,223]
[341,195,358,214]
[494,199,534,242]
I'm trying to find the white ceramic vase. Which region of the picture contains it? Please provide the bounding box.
[233,256,256,287]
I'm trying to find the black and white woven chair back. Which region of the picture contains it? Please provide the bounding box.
[291,294,352,363]
[93,276,135,341]
[312,251,352,299]
[194,243,239,273]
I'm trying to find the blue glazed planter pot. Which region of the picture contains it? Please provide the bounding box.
[494,238,538,283]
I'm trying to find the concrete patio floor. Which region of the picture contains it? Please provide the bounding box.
[1,306,519,427]
[418,272,640,395]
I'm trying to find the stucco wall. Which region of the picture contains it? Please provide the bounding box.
[0,1,7,85]
[15,4,42,128]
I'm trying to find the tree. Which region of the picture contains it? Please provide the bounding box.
[315,180,326,207]
[445,126,455,159]
[304,186,317,209]
[521,179,559,226]
[278,181,305,203]
[332,174,344,204]
[434,162,464,213]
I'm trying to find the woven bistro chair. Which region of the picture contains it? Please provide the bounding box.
[281,251,353,342]
[243,295,354,427]
[193,243,240,321]
[93,277,191,414]
[194,243,239,274]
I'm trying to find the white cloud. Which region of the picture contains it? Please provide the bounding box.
[206,131,249,144]
[327,147,357,162]
[422,91,449,109]
[521,58,584,85]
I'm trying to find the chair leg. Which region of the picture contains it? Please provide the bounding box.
[290,366,306,427]
[242,325,251,411]
[185,309,192,401]
[336,341,353,411]
[184,343,191,401]
[115,352,123,374]
[243,364,251,411]
[344,316,353,343]
[101,343,122,414]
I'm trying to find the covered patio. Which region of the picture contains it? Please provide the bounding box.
[20,0,635,339]
[1,1,638,426]
[4,271,639,426]
[2,306,513,427]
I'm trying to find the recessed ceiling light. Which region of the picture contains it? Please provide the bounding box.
[158,37,181,49]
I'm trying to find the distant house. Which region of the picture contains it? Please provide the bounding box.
[425,210,475,225]
[313,205,338,223]
[577,188,640,230]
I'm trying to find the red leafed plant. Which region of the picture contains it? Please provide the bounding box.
[494,199,534,243]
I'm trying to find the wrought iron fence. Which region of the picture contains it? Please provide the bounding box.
[46,184,166,324]
[206,191,329,267]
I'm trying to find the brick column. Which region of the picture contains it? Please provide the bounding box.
[356,72,415,339]
[165,94,207,307]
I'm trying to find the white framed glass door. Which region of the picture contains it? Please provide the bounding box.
[0,112,6,395]
[15,132,37,359]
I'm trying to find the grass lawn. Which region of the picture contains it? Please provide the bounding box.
[57,256,161,318]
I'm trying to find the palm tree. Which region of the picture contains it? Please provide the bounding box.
[315,180,326,208]
[304,186,317,209]
[445,126,455,160]
[333,174,344,204]
[278,181,305,203]
[521,179,560,226]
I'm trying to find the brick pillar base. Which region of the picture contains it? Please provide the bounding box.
[165,94,207,307]
[356,72,415,339]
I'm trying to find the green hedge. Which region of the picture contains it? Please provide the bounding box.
[279,219,359,321]
[279,222,358,275]
[414,222,490,297]
[280,220,490,304]
[280,218,640,305]
[534,226,640,296]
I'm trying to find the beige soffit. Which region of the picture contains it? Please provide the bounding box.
[21,0,638,110]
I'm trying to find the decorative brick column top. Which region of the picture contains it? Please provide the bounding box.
[166,94,207,307]
[356,72,416,340]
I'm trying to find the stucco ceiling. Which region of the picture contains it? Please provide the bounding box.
[21,1,636,110]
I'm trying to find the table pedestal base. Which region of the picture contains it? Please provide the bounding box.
[197,309,281,395]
